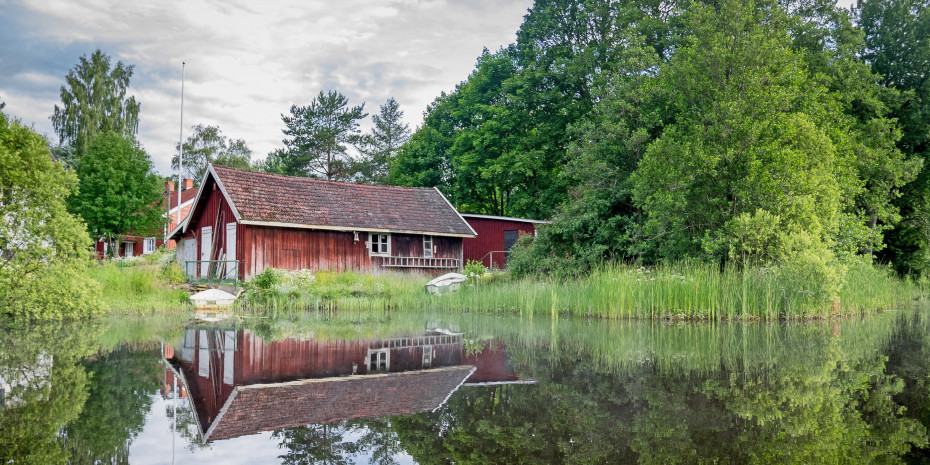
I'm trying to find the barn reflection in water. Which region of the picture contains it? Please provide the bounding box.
[163,325,531,442]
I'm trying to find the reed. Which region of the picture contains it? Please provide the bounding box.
[398,262,924,321]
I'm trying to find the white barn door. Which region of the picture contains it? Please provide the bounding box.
[184,238,197,277]
[200,226,212,278]
[225,222,237,279]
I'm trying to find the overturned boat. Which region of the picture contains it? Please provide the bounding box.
[425,272,467,295]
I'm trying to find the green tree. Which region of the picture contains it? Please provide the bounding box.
[50,49,140,167]
[170,124,253,181]
[0,111,102,319]
[279,91,367,180]
[0,320,102,464]
[69,132,164,257]
[65,346,162,464]
[857,0,930,275]
[354,97,410,185]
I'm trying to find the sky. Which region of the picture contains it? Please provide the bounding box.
[0,0,533,176]
[1,0,857,178]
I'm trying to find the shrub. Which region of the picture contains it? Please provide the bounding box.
[463,260,488,283]
[158,262,187,285]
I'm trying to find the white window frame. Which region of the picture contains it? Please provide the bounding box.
[368,233,391,256]
[423,235,433,258]
[143,237,156,255]
[123,241,134,257]
[367,348,390,372]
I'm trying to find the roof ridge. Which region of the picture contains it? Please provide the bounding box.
[211,164,434,192]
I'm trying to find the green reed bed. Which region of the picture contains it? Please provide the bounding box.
[424,308,916,377]
[402,262,924,321]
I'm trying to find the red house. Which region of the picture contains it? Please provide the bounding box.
[168,165,477,280]
[461,214,548,269]
[93,178,197,258]
[164,327,530,442]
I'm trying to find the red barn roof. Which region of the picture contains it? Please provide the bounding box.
[201,366,475,441]
[171,165,476,238]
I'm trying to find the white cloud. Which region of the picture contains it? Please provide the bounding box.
[4,0,532,175]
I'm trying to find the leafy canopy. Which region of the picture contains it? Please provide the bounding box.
[171,124,253,181]
[69,132,165,250]
[50,49,140,166]
[0,111,102,319]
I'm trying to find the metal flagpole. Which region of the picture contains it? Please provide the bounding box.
[177,62,185,227]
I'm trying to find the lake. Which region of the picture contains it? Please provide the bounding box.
[2,308,929,464]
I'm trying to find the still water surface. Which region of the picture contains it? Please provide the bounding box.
[2,308,930,464]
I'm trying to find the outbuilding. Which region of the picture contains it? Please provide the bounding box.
[168,165,477,280]
[461,214,548,269]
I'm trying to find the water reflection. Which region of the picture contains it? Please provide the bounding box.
[1,310,930,463]
[164,326,533,443]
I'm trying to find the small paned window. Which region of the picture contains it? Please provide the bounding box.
[423,236,433,258]
[143,237,156,255]
[422,345,433,368]
[369,233,390,256]
[368,349,390,371]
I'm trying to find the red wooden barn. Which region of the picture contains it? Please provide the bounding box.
[164,327,531,442]
[461,214,548,269]
[168,165,477,279]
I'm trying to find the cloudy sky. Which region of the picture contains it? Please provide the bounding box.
[0,0,533,176]
[1,0,857,178]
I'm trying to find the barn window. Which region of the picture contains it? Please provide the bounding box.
[367,348,390,371]
[423,236,433,258]
[369,233,390,256]
[143,237,156,255]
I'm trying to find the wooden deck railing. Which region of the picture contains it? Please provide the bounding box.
[380,256,460,269]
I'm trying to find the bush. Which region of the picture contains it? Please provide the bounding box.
[463,260,488,283]
[158,262,187,285]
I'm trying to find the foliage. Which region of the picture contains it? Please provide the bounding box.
[354,97,410,184]
[65,347,162,464]
[240,268,423,310]
[463,259,488,283]
[69,132,165,256]
[859,0,930,275]
[400,262,924,320]
[0,320,101,464]
[392,0,674,218]
[50,49,140,166]
[276,90,367,180]
[87,262,190,312]
[170,124,253,182]
[0,111,103,319]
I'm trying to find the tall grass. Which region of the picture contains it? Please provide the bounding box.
[395,262,925,321]
[88,262,191,313]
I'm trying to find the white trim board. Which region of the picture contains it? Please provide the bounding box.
[459,213,550,224]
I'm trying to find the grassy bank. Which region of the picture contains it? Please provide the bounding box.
[393,262,926,320]
[88,260,190,313]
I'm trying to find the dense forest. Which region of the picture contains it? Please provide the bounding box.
[390,0,930,285]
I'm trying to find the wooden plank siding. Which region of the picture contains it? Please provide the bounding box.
[182,178,241,277]
[462,217,537,268]
[180,174,466,280]
[242,226,463,279]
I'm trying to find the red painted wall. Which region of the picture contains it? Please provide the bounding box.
[462,217,537,268]
[94,236,165,259]
[182,178,240,278]
[180,176,466,279]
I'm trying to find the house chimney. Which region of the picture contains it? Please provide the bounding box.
[182,178,194,190]
[165,181,175,193]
